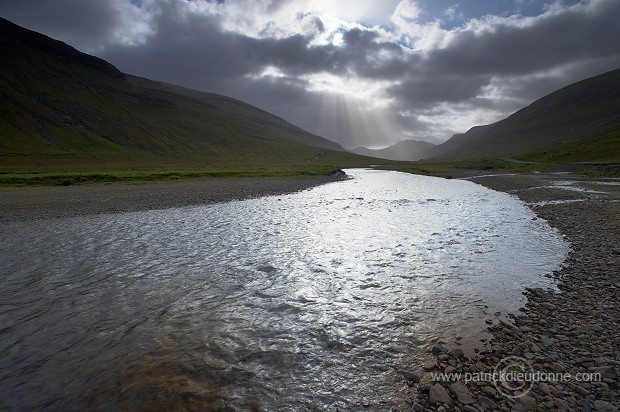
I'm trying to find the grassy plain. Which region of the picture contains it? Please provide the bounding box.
[0,150,388,187]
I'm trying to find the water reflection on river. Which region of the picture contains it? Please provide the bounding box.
[0,169,567,410]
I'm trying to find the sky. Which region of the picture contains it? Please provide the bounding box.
[1,0,620,149]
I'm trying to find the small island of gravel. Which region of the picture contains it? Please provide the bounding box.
[0,174,345,223]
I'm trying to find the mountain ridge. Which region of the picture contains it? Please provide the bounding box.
[0,17,345,162]
[424,68,620,162]
[416,124,495,160]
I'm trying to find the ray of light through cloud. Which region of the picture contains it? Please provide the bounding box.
[1,0,619,148]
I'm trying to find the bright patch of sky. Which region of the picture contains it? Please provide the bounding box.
[414,0,583,28]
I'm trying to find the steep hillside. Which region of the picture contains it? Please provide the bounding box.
[351,139,436,161]
[427,69,620,161]
[0,17,343,162]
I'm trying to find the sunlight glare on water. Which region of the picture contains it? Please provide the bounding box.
[0,169,567,410]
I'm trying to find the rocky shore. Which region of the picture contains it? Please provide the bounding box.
[411,174,620,411]
[0,175,344,223]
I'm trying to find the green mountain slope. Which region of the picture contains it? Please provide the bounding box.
[0,17,344,163]
[427,69,620,162]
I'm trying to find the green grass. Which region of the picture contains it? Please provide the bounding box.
[384,158,540,178]
[386,133,620,179]
[597,389,614,400]
[513,129,620,164]
[0,150,391,187]
[0,167,338,187]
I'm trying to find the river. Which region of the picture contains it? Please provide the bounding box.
[0,169,567,410]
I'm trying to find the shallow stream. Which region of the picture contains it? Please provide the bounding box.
[0,169,568,410]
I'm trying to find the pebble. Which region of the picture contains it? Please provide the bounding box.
[593,400,619,412]
[429,384,453,406]
[423,361,437,371]
[538,382,551,395]
[449,381,475,405]
[478,395,496,409]
[431,344,444,355]
[403,371,421,383]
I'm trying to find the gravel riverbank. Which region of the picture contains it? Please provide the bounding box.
[0,175,344,223]
[412,173,620,411]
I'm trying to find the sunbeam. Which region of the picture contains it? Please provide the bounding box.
[316,90,407,149]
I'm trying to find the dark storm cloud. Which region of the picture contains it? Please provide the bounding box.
[110,17,402,80]
[102,14,247,84]
[99,4,325,84]
[214,71,311,108]
[98,2,409,88]
[337,28,411,79]
[97,2,285,79]
[389,75,488,109]
[426,0,620,77]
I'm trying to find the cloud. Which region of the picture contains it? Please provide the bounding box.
[427,0,620,77]
[444,4,463,21]
[1,0,619,147]
[390,75,487,108]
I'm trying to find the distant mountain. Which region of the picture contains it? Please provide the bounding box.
[351,139,436,161]
[0,17,344,161]
[426,68,620,162]
[416,125,494,160]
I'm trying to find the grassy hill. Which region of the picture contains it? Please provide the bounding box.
[0,17,380,184]
[424,69,620,163]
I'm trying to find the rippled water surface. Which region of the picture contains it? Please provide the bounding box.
[0,169,567,410]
